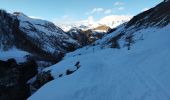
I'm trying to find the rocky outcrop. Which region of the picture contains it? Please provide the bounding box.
[0,59,38,100]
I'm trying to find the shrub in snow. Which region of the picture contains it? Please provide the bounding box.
[66,61,81,75]
[31,70,54,90]
[109,33,123,49]
[75,61,80,69]
[125,34,134,50]
[59,74,63,78]
[36,70,53,85]
[66,69,75,75]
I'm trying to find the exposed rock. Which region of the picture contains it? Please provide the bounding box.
[0,59,38,100]
[67,28,108,46]
[66,61,81,75]
[29,70,53,93]
[93,25,111,32]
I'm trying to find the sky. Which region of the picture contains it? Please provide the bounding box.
[0,0,162,24]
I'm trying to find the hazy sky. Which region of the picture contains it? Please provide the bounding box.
[0,0,162,22]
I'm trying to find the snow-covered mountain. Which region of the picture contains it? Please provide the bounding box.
[57,15,132,32]
[97,15,132,28]
[0,11,81,63]
[15,12,80,54]
[29,1,170,100]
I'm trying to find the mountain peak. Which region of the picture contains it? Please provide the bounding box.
[13,12,27,17]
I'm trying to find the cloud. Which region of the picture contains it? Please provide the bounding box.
[62,15,69,19]
[92,8,104,13]
[118,7,125,10]
[141,8,149,12]
[114,2,125,6]
[86,8,112,15]
[29,16,43,19]
[77,16,95,26]
[53,15,97,30]
[53,15,76,25]
[87,16,94,24]
[104,9,112,14]
[86,8,104,15]
[113,2,125,11]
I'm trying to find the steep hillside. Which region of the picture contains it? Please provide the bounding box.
[15,12,79,53]
[0,10,80,63]
[97,1,170,49]
[0,10,80,100]
[29,1,170,100]
[126,1,170,29]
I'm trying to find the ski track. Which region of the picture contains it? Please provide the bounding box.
[133,67,170,100]
[101,51,170,100]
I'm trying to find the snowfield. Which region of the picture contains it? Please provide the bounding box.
[29,24,170,100]
[0,47,29,63]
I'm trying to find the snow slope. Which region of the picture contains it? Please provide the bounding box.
[0,47,29,63]
[29,22,170,100]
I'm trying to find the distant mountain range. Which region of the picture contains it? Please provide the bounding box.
[56,15,132,32]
